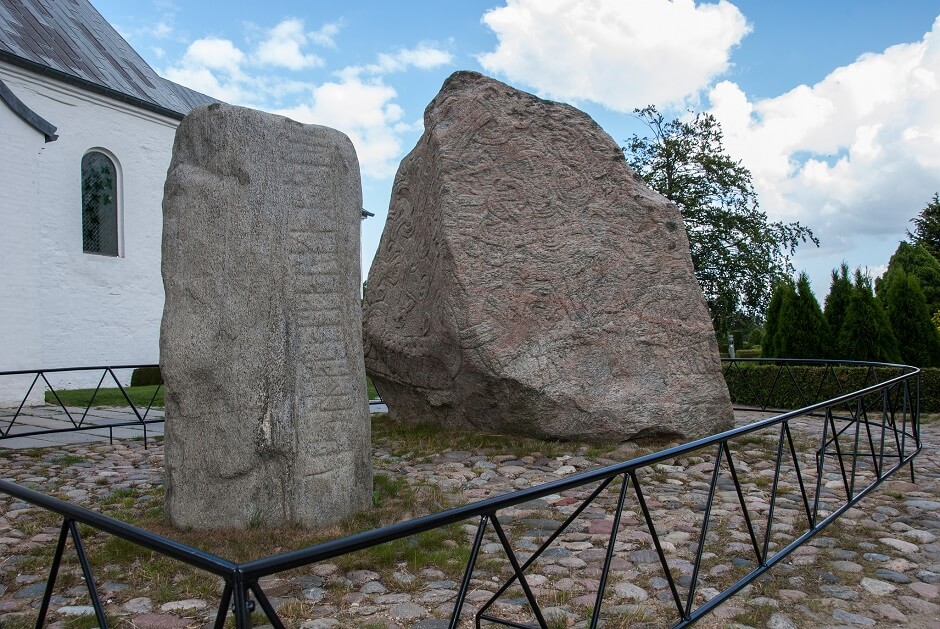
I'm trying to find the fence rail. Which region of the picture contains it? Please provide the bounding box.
[0,359,922,628]
[0,364,164,446]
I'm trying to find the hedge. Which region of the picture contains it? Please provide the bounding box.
[130,366,163,387]
[723,363,940,412]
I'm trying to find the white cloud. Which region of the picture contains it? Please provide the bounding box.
[275,77,406,179]
[478,0,750,110]
[708,15,940,250]
[253,19,324,70]
[309,21,342,48]
[163,37,255,103]
[345,43,453,76]
[163,24,448,180]
[180,37,245,74]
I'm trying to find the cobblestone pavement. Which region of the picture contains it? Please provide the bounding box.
[0,411,938,628]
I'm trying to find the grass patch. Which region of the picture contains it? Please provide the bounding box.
[53,454,88,466]
[44,385,164,409]
[370,413,602,459]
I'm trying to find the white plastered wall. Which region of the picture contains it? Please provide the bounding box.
[0,61,178,403]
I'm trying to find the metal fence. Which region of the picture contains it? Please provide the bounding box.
[0,359,922,628]
[0,365,164,446]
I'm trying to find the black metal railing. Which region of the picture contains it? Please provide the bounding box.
[0,359,922,628]
[0,365,164,446]
[0,365,387,446]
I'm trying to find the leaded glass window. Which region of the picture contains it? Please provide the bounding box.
[81,151,118,256]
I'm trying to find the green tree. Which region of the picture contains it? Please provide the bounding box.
[907,192,940,260]
[876,241,940,316]
[878,267,940,366]
[823,262,852,345]
[765,274,829,358]
[837,270,901,363]
[624,105,817,339]
[763,279,794,358]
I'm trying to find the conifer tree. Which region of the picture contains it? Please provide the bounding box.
[766,274,829,358]
[880,267,940,366]
[908,192,940,261]
[763,280,794,358]
[824,262,852,345]
[837,271,901,362]
[876,242,940,315]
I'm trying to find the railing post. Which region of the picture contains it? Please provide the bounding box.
[232,571,253,629]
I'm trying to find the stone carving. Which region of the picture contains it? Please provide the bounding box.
[161,103,371,529]
[363,71,733,442]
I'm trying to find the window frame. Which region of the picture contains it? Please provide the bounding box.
[80,148,123,257]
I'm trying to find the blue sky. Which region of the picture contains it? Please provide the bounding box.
[94,0,940,300]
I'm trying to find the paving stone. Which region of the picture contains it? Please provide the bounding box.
[612,582,648,601]
[908,581,939,598]
[159,599,207,612]
[390,602,427,620]
[56,605,96,616]
[121,597,153,613]
[875,567,913,584]
[879,537,920,554]
[869,602,907,622]
[766,612,797,629]
[831,560,863,573]
[819,585,859,600]
[859,577,896,595]
[832,609,876,626]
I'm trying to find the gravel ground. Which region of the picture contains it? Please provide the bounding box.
[0,410,938,628]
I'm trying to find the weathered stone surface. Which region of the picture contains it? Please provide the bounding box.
[363,71,732,441]
[161,103,371,528]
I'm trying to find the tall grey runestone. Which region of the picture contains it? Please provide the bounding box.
[161,103,371,528]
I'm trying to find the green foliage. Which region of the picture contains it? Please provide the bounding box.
[876,242,940,315]
[724,363,873,409]
[724,362,940,412]
[823,262,852,342]
[907,192,940,261]
[130,366,163,387]
[879,267,940,367]
[744,327,763,349]
[763,279,794,358]
[624,105,817,339]
[773,273,830,358]
[837,270,901,363]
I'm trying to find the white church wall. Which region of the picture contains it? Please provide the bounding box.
[1,61,177,403]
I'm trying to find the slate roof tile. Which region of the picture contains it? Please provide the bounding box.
[0,0,216,117]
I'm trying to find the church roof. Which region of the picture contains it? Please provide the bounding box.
[0,0,216,119]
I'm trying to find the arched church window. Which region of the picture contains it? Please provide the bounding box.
[81,150,119,256]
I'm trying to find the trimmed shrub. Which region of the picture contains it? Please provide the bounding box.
[130,366,163,387]
[723,362,938,411]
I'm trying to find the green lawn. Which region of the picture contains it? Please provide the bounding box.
[45,385,164,409]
